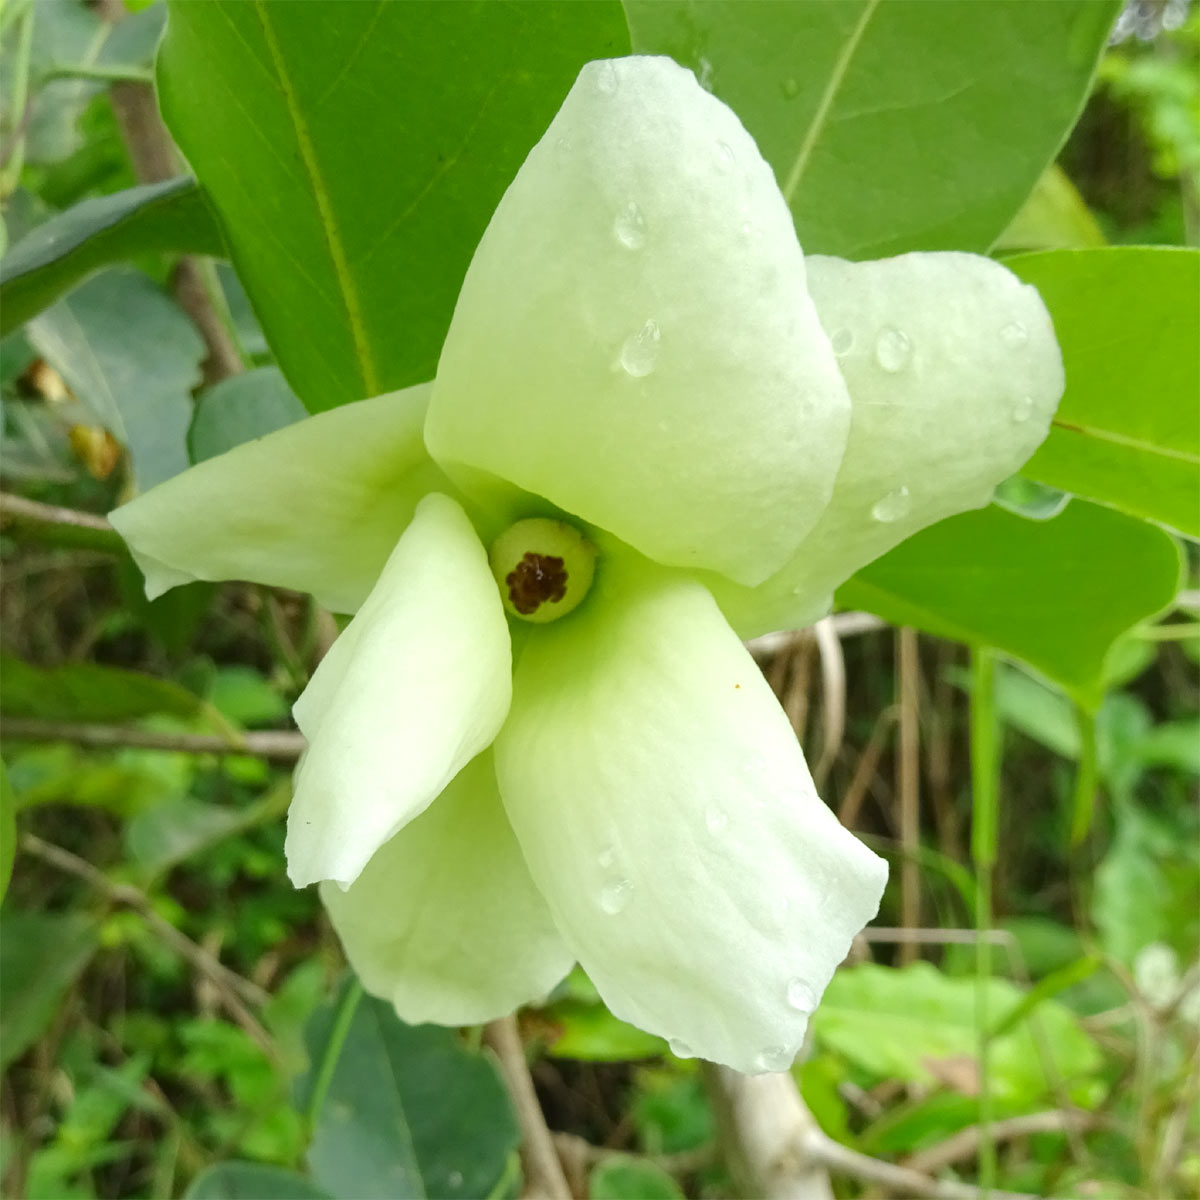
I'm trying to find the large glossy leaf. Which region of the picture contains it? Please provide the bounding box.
[0,178,224,336]
[157,0,631,412]
[189,367,307,463]
[0,655,202,722]
[297,981,520,1200]
[26,268,205,489]
[185,1163,330,1200]
[1008,247,1200,537]
[624,0,1119,257]
[837,500,1182,710]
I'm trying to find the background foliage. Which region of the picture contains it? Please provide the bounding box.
[1,2,1197,1198]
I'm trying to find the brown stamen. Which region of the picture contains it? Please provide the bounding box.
[505,553,569,615]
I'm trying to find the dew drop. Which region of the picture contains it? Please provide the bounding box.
[669,1037,695,1059]
[754,1045,794,1073]
[705,806,729,836]
[874,326,912,372]
[599,877,632,915]
[619,319,662,378]
[595,61,618,95]
[786,977,817,1013]
[448,1171,464,1189]
[715,141,735,172]
[780,77,800,100]
[614,200,646,249]
[1012,395,1034,424]
[740,219,755,238]
[1000,320,1028,348]
[871,485,912,523]
[598,844,616,871]
[830,327,854,356]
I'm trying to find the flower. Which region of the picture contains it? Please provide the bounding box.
[110,57,1064,1072]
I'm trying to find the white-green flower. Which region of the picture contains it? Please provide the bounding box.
[111,57,1064,1072]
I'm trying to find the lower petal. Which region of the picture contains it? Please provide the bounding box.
[493,554,886,1072]
[320,750,574,1026]
[286,493,511,889]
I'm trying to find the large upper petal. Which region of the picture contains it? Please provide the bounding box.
[110,384,452,613]
[320,750,574,1026]
[493,551,886,1072]
[709,253,1066,637]
[286,493,511,889]
[425,56,851,588]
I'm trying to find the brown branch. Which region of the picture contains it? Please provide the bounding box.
[0,492,126,554]
[483,1015,573,1200]
[21,833,276,1057]
[903,1110,1099,1175]
[896,626,922,962]
[2,716,306,761]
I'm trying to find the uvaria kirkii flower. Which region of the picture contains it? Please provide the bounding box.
[112,57,1064,1072]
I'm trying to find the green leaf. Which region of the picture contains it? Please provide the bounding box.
[298,980,520,1200]
[26,268,205,489]
[184,1162,330,1200]
[0,656,202,723]
[589,1157,684,1200]
[1009,247,1200,536]
[157,0,631,411]
[0,911,98,1069]
[0,178,224,336]
[189,367,307,462]
[813,961,1102,1108]
[541,997,669,1062]
[624,0,1119,257]
[0,761,15,903]
[993,164,1107,253]
[837,500,1182,710]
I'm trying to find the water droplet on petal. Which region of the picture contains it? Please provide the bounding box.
[595,61,618,95]
[755,1045,794,1073]
[620,319,661,378]
[715,141,735,172]
[669,1037,694,1059]
[781,77,800,100]
[1000,320,1028,348]
[740,219,755,238]
[875,326,912,372]
[830,327,854,356]
[1012,395,1034,423]
[786,977,817,1013]
[871,485,911,523]
[599,878,632,915]
[598,844,616,871]
[705,806,728,836]
[614,200,646,249]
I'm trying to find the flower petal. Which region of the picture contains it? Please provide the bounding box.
[493,553,886,1072]
[287,493,511,889]
[320,750,573,1025]
[708,252,1065,636]
[425,56,851,587]
[110,385,452,613]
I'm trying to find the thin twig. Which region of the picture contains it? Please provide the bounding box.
[1,717,306,761]
[903,1109,1098,1174]
[20,834,276,1056]
[483,1015,573,1200]
[0,492,126,554]
[746,612,884,660]
[811,616,845,789]
[897,627,922,962]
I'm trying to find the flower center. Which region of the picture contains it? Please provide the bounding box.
[488,518,596,623]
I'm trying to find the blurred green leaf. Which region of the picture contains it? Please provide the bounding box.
[838,500,1182,710]
[156,0,631,411]
[541,997,669,1062]
[27,268,205,489]
[0,911,98,1069]
[184,1162,330,1200]
[1010,247,1200,536]
[994,164,1107,253]
[0,178,224,336]
[625,0,1119,257]
[207,666,290,728]
[813,962,1103,1107]
[589,1156,684,1200]
[189,368,307,463]
[0,761,14,903]
[0,655,201,721]
[298,980,519,1200]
